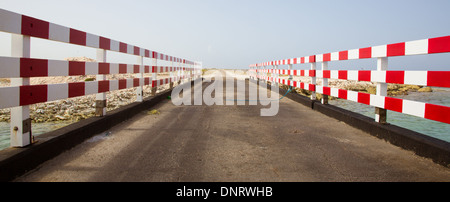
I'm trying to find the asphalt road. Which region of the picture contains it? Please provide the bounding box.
[14,78,450,182]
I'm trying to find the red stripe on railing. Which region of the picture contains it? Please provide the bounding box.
[428,36,450,54]
[358,70,371,82]
[68,61,85,76]
[21,15,49,39]
[119,64,127,74]
[323,86,331,96]
[98,80,110,93]
[68,82,85,98]
[98,63,110,74]
[133,65,140,73]
[70,28,86,46]
[387,42,405,57]
[359,47,372,59]
[386,71,405,84]
[338,89,347,99]
[385,97,403,113]
[339,51,348,60]
[20,58,48,77]
[427,71,450,88]
[357,92,370,105]
[119,42,127,53]
[134,46,140,56]
[20,85,48,106]
[118,79,127,90]
[424,103,450,124]
[99,36,110,50]
[338,70,347,80]
[133,78,140,87]
[323,53,331,62]
[323,70,331,78]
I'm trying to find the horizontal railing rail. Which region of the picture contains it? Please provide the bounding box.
[252,69,450,88]
[0,8,202,148]
[0,8,198,65]
[250,36,450,67]
[249,35,450,126]
[0,56,198,78]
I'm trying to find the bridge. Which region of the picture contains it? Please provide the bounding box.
[0,8,449,182]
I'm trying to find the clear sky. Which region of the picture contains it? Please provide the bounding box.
[0,0,449,70]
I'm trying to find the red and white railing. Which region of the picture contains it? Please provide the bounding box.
[0,8,202,147]
[249,35,450,125]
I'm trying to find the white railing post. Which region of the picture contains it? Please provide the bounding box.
[136,55,144,102]
[10,34,32,147]
[310,62,317,100]
[262,65,266,83]
[178,60,181,85]
[321,61,328,104]
[96,49,107,116]
[375,57,388,123]
[170,59,174,89]
[190,63,194,81]
[288,64,293,88]
[255,66,258,81]
[151,57,157,96]
[274,64,278,87]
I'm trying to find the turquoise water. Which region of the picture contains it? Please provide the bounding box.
[0,121,73,150]
[329,88,450,143]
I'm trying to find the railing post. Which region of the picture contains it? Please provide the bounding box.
[310,62,317,100]
[151,57,157,96]
[274,64,278,87]
[255,66,259,82]
[178,60,181,85]
[10,34,32,147]
[321,61,328,104]
[170,59,174,89]
[288,64,293,86]
[136,55,144,102]
[95,49,107,116]
[375,57,388,123]
[191,63,194,81]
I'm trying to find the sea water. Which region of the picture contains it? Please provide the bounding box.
[328,88,450,143]
[0,121,73,150]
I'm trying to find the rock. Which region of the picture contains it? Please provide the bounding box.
[315,93,323,101]
[388,90,408,96]
[366,87,376,95]
[388,84,400,91]
[64,57,96,62]
[418,87,433,92]
[406,85,421,91]
[148,109,160,115]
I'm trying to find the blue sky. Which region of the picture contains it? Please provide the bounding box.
[0,0,449,70]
